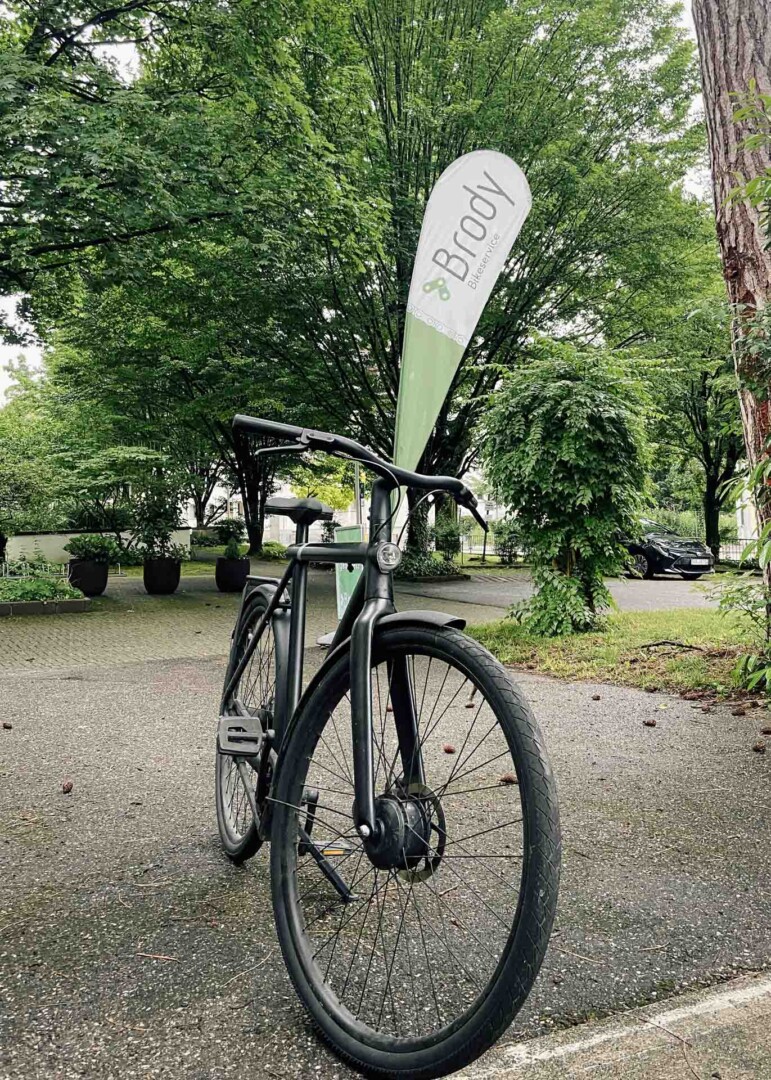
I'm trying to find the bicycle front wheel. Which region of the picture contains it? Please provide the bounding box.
[270,624,560,1079]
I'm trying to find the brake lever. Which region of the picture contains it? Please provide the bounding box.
[458,495,488,533]
[251,442,308,460]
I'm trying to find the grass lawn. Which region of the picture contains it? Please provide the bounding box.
[469,607,755,696]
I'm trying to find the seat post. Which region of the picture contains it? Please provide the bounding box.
[286,521,309,720]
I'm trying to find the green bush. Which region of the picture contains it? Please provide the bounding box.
[492,517,519,565]
[0,577,83,602]
[395,552,459,579]
[64,534,121,563]
[484,340,648,635]
[214,517,246,545]
[433,516,461,563]
[261,540,287,561]
[191,529,219,548]
[223,538,243,560]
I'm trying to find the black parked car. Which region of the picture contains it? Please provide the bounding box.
[625,518,715,580]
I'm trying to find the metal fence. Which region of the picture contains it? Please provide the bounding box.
[718,538,757,565]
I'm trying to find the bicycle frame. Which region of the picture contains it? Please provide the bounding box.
[222,477,418,837]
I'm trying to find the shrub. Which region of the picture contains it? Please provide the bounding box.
[492,517,519,565]
[261,540,287,561]
[140,542,190,562]
[214,517,246,545]
[0,577,83,602]
[433,516,461,563]
[395,552,458,579]
[484,340,648,635]
[64,534,121,563]
[191,529,219,548]
[223,538,243,560]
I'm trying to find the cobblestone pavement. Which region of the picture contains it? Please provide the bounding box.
[0,564,506,676]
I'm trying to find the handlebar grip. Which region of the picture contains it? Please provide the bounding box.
[233,414,304,440]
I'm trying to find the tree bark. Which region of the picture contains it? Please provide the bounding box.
[703,475,721,558]
[693,0,771,470]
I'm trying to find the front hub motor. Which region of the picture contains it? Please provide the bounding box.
[365,793,430,871]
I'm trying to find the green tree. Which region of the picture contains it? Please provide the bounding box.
[484,340,648,635]
[640,304,743,557]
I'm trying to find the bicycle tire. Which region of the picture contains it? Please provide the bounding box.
[215,589,276,862]
[270,623,560,1079]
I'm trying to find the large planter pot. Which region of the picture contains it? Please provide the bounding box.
[143,557,181,595]
[215,556,250,593]
[68,558,108,597]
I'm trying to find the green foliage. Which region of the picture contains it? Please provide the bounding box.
[133,479,188,560]
[631,301,743,555]
[732,82,771,232]
[717,457,771,691]
[484,340,648,635]
[643,508,738,543]
[63,534,121,564]
[214,518,246,545]
[432,516,461,564]
[260,540,288,561]
[191,529,220,548]
[320,521,340,545]
[395,552,458,579]
[223,537,243,560]
[492,518,520,565]
[2,0,709,504]
[0,576,83,602]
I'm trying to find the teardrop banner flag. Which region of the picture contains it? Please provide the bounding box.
[394,150,532,470]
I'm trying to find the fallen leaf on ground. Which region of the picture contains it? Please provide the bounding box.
[62,780,73,794]
[498,773,518,785]
[752,742,767,754]
[643,718,657,728]
[442,744,456,754]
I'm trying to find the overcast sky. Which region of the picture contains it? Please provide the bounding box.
[0,3,703,404]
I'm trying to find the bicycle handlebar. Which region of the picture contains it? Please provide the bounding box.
[232,413,486,529]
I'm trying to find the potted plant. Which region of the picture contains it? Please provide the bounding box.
[140,538,190,594]
[215,537,250,593]
[134,491,189,595]
[63,534,120,597]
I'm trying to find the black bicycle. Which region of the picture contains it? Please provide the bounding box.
[216,414,561,1080]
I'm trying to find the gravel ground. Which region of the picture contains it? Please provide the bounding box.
[2,645,769,1079]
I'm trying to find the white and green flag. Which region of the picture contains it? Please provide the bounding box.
[394,151,531,470]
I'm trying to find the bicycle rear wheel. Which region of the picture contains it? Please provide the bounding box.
[270,623,560,1079]
[216,590,277,862]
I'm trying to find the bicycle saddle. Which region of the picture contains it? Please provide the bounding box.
[264,497,334,525]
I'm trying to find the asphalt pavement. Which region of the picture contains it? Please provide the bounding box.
[2,638,769,1078]
[402,569,716,612]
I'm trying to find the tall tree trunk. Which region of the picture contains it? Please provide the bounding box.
[693,0,771,473]
[703,474,721,559]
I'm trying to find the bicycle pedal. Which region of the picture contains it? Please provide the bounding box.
[312,840,354,857]
[217,714,265,755]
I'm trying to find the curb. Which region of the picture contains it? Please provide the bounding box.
[0,598,91,617]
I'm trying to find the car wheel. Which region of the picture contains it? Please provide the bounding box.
[632,552,653,579]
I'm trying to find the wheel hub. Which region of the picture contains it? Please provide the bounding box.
[365,793,431,871]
